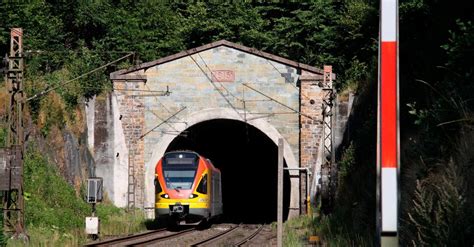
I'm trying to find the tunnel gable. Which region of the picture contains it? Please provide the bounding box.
[110,40,324,77]
[107,40,333,218]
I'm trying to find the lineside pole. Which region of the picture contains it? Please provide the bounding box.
[2,27,27,240]
[277,138,283,247]
[377,0,399,246]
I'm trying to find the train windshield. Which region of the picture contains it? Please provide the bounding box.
[162,152,199,190]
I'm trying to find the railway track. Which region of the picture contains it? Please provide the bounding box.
[190,224,265,247]
[233,224,265,246]
[84,224,266,246]
[84,228,194,246]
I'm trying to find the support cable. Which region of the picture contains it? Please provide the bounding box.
[139,107,186,140]
[25,53,134,102]
[186,51,244,120]
[143,83,185,125]
[242,83,317,121]
[255,49,312,101]
[196,53,243,103]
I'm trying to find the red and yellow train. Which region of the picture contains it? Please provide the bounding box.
[154,151,223,226]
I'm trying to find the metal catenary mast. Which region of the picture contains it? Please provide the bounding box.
[1,28,27,239]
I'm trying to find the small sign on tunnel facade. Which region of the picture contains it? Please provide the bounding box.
[211,70,235,82]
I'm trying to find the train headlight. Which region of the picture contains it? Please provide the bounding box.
[160,193,169,199]
[189,194,198,199]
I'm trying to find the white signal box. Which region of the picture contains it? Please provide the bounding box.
[85,217,99,235]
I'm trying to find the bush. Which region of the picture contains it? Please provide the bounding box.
[338,142,355,181]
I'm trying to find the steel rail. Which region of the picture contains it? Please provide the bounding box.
[190,224,242,247]
[83,228,167,246]
[132,228,196,246]
[233,224,265,246]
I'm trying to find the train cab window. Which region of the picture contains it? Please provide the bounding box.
[162,152,199,190]
[197,174,207,194]
[154,178,162,193]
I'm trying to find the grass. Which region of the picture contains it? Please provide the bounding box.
[281,213,315,246]
[99,210,147,237]
[5,148,147,246]
[315,214,372,247]
[279,208,373,247]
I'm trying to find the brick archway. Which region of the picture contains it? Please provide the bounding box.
[144,107,300,218]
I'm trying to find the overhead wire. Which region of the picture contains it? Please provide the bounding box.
[24,50,134,55]
[23,50,188,137]
[25,53,134,102]
[188,48,316,123]
[255,49,313,101]
[243,83,317,121]
[139,106,187,139]
[186,51,244,120]
[19,47,194,141]
[195,53,243,103]
[142,83,185,133]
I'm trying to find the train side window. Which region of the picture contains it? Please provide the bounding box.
[154,178,162,193]
[197,174,207,194]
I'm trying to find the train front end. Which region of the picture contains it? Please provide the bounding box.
[154,151,212,226]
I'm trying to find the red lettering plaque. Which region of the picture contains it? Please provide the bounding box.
[211,70,235,82]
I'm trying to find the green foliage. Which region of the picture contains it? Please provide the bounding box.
[282,214,314,246]
[37,92,67,137]
[23,148,89,231]
[0,1,472,245]
[23,147,127,230]
[0,213,5,247]
[64,45,109,101]
[180,2,270,48]
[1,0,379,110]
[18,147,146,245]
[269,1,338,64]
[283,212,372,246]
[407,161,471,246]
[99,210,146,237]
[407,102,430,126]
[0,127,6,148]
[338,142,355,180]
[316,214,372,247]
[93,1,185,62]
[441,20,474,82]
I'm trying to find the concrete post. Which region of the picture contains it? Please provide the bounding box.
[277,138,284,247]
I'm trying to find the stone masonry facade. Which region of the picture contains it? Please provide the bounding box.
[299,70,326,213]
[103,40,332,215]
[114,81,146,208]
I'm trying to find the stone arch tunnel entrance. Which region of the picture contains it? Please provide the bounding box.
[105,41,333,218]
[165,119,291,223]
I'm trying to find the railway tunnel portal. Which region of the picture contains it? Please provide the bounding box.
[162,115,292,223]
[88,40,335,221]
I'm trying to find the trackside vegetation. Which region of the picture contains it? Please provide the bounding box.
[0,1,473,246]
[5,147,146,246]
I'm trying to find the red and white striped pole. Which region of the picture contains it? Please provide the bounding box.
[378,0,399,245]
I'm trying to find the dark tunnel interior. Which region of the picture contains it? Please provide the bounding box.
[165,119,291,224]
